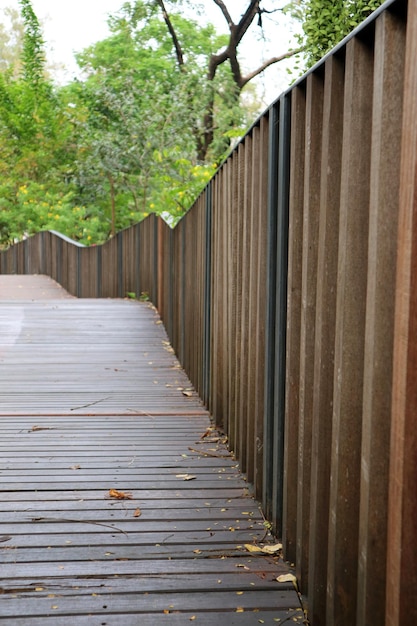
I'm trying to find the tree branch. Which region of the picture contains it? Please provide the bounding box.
[239,47,305,88]
[212,0,234,28]
[156,0,185,69]
[235,1,260,46]
[208,0,259,84]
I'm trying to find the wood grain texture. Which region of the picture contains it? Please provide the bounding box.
[308,54,344,626]
[387,0,417,623]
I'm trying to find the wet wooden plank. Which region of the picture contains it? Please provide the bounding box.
[0,276,301,623]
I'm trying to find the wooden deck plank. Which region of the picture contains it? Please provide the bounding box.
[0,276,301,623]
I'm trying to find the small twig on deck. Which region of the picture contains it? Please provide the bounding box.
[70,397,110,411]
[30,517,129,536]
[188,447,230,459]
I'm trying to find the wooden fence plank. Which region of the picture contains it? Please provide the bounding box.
[357,9,406,626]
[296,70,324,592]
[327,34,374,625]
[387,0,417,623]
[283,84,305,560]
[308,54,344,625]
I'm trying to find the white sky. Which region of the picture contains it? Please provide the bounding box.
[0,0,301,104]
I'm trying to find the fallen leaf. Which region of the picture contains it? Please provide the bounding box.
[108,489,132,500]
[261,543,282,554]
[276,573,297,584]
[35,587,44,592]
[200,428,213,439]
[182,391,193,397]
[70,465,81,470]
[193,549,202,554]
[133,508,142,518]
[236,608,244,613]
[236,591,244,595]
[189,617,196,621]
[244,544,263,554]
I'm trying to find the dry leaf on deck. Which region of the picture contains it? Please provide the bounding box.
[133,508,142,518]
[260,543,282,554]
[108,489,132,500]
[276,573,297,583]
[176,474,197,481]
[244,544,263,554]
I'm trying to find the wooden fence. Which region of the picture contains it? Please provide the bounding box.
[1,0,416,623]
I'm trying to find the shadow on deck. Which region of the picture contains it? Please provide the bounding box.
[0,275,303,625]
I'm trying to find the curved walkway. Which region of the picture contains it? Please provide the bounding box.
[0,275,303,625]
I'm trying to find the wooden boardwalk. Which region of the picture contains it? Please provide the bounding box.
[0,276,303,625]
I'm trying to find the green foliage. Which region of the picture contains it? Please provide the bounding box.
[72,1,250,229]
[0,1,84,246]
[296,0,384,67]
[19,0,47,89]
[0,0,280,247]
[0,182,103,245]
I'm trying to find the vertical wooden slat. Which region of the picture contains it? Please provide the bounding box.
[283,85,305,558]
[226,155,237,446]
[357,10,405,626]
[210,173,224,427]
[246,125,261,482]
[327,34,374,625]
[253,114,269,497]
[387,0,417,623]
[296,71,324,590]
[230,144,245,453]
[308,54,344,626]
[237,135,252,467]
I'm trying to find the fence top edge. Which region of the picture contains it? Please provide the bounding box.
[219,0,401,162]
[48,230,86,248]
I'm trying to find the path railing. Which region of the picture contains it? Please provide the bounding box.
[1,0,415,623]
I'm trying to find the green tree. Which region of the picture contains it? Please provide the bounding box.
[73,0,301,229]
[0,1,84,245]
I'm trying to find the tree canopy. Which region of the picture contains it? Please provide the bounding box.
[0,0,383,247]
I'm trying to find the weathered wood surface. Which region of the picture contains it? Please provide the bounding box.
[0,276,302,624]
